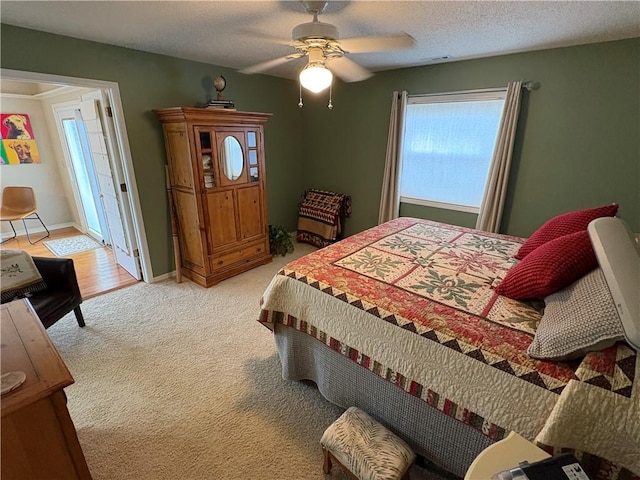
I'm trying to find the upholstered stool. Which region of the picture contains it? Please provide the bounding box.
[321,406,415,480]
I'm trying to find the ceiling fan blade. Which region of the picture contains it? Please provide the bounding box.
[235,28,292,47]
[326,56,373,83]
[338,33,415,53]
[239,55,297,75]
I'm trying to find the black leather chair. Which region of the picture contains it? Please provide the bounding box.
[29,256,85,329]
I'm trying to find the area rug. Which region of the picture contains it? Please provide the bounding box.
[46,242,455,480]
[44,234,101,257]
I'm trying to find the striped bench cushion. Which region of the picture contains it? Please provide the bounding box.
[321,407,415,480]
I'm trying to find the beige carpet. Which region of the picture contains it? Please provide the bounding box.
[48,243,455,480]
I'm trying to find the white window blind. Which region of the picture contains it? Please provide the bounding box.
[399,90,506,212]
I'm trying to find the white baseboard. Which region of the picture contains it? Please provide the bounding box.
[151,270,177,283]
[1,221,80,241]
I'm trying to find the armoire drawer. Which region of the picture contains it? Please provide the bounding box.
[210,241,267,271]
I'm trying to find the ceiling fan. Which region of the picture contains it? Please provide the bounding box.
[240,1,415,93]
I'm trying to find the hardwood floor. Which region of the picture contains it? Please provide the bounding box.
[1,226,139,299]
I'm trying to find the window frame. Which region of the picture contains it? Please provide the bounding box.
[399,89,507,214]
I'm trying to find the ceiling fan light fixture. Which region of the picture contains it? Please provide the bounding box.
[299,62,333,93]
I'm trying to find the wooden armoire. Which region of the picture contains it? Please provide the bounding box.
[154,107,272,287]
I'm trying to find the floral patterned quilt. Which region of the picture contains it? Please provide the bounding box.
[260,218,639,478]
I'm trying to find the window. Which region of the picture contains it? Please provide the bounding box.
[399,91,506,213]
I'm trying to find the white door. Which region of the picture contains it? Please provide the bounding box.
[80,91,141,280]
[73,108,110,243]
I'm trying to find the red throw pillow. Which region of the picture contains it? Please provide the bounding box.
[496,230,598,300]
[515,204,618,260]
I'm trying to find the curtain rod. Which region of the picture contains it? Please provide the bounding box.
[407,81,539,99]
[522,81,540,91]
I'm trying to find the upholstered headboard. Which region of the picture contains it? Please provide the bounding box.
[589,217,640,350]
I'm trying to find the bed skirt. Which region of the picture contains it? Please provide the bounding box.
[273,323,493,478]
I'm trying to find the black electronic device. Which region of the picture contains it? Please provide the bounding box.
[492,453,590,480]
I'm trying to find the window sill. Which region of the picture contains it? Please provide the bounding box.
[400,196,479,214]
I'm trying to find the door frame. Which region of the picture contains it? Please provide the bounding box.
[1,68,152,282]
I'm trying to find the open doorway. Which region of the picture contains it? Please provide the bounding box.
[54,102,109,245]
[0,68,151,290]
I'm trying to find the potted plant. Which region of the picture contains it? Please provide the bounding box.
[268,224,294,257]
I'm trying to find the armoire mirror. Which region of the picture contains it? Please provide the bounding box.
[220,136,244,181]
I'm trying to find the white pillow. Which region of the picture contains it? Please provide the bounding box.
[527,268,624,361]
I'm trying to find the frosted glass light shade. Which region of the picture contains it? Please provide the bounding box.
[299,63,332,93]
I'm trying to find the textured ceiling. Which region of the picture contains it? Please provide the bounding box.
[1,1,639,81]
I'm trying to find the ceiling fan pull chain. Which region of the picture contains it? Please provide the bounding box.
[298,81,304,108]
[328,83,333,110]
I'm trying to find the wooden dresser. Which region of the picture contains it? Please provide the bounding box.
[155,107,273,287]
[1,299,91,479]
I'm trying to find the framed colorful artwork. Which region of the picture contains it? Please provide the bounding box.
[1,113,41,165]
[0,140,7,165]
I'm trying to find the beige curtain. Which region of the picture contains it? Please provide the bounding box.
[476,81,523,233]
[378,91,408,224]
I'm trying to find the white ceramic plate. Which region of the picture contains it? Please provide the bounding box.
[1,370,27,395]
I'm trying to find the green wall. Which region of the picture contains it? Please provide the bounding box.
[0,25,305,278]
[2,25,638,278]
[302,38,640,238]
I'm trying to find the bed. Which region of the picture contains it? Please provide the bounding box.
[259,217,639,479]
